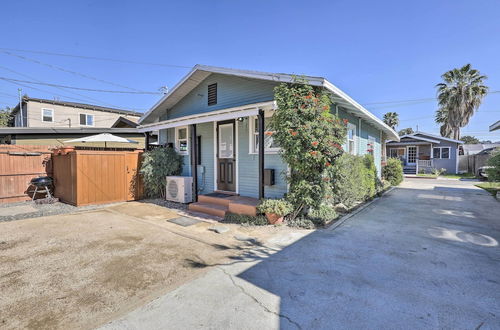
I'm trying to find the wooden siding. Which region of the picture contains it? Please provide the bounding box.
[0,145,53,203]
[167,73,277,120]
[52,150,143,206]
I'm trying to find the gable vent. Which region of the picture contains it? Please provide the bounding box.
[208,83,217,106]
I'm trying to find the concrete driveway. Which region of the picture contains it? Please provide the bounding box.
[102,178,500,330]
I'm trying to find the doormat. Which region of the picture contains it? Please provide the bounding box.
[204,192,232,198]
[167,216,202,227]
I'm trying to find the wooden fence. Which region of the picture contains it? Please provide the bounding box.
[52,149,143,206]
[0,145,54,203]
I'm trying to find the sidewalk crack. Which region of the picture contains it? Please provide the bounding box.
[217,266,302,330]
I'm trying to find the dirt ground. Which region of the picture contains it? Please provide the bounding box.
[0,201,296,329]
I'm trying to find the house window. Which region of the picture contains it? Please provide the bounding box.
[389,148,405,158]
[79,113,94,126]
[367,135,376,155]
[42,108,54,122]
[433,147,450,159]
[346,123,357,155]
[249,115,280,154]
[208,83,217,106]
[176,126,189,155]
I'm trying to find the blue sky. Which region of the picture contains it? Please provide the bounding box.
[1,0,499,140]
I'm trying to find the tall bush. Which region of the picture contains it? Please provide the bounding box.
[486,149,500,182]
[140,147,183,198]
[383,157,403,185]
[327,154,379,208]
[271,78,346,219]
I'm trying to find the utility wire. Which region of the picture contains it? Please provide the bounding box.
[0,47,192,69]
[0,77,161,94]
[0,65,143,110]
[364,90,500,106]
[1,50,146,92]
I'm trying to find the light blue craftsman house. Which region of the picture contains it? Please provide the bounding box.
[139,65,398,216]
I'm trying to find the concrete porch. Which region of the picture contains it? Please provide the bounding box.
[189,193,259,218]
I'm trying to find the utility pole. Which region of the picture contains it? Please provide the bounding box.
[18,88,23,127]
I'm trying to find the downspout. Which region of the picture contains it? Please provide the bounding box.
[358,118,362,155]
[258,109,265,199]
[190,124,198,202]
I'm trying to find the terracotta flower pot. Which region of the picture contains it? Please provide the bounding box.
[266,213,284,225]
[59,146,75,155]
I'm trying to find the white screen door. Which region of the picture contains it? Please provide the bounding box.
[218,123,234,158]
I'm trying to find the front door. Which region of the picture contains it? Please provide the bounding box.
[217,120,236,192]
[407,146,417,165]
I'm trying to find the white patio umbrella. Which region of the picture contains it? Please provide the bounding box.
[65,133,139,148]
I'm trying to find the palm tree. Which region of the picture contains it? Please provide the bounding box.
[383,112,399,130]
[435,64,488,140]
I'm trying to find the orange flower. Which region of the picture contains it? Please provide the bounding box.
[343,119,348,125]
[325,162,331,167]
[304,95,312,99]
[322,177,330,182]
[323,105,329,110]
[291,131,298,136]
[310,151,318,156]
[265,131,273,136]
[311,141,319,146]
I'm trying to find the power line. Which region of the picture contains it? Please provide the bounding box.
[1,50,146,92]
[364,90,500,107]
[0,65,143,110]
[0,77,161,94]
[0,47,192,69]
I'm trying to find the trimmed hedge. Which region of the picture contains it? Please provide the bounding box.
[327,154,380,208]
[486,149,500,182]
[383,158,404,186]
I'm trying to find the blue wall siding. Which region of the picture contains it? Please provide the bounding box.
[237,119,288,199]
[196,122,215,193]
[337,107,382,176]
[167,73,278,120]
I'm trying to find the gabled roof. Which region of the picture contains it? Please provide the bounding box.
[0,127,141,135]
[111,116,139,128]
[139,65,399,141]
[413,131,463,144]
[12,97,143,117]
[396,134,441,143]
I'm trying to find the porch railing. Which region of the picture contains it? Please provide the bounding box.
[417,159,433,168]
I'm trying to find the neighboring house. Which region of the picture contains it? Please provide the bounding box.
[461,143,500,156]
[386,131,462,174]
[2,97,149,148]
[490,120,500,132]
[11,97,142,128]
[139,65,399,206]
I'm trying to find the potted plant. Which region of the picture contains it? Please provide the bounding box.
[58,146,75,155]
[257,199,293,224]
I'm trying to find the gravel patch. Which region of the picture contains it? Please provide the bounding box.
[0,200,115,222]
[137,198,188,211]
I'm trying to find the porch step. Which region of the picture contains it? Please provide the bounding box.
[403,166,417,175]
[188,202,228,218]
[188,194,259,218]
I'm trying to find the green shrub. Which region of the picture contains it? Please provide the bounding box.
[270,78,346,219]
[362,155,377,199]
[383,158,403,186]
[308,204,337,222]
[257,199,293,216]
[486,149,500,182]
[140,147,183,198]
[223,213,268,226]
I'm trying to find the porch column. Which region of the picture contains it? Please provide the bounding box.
[258,109,265,199]
[144,132,150,151]
[190,124,198,202]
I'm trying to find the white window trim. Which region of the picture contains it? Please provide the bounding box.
[41,108,54,123]
[248,113,280,154]
[433,147,451,159]
[175,126,189,155]
[346,122,357,155]
[79,113,95,127]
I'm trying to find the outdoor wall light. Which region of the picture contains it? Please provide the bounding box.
[237,117,246,122]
